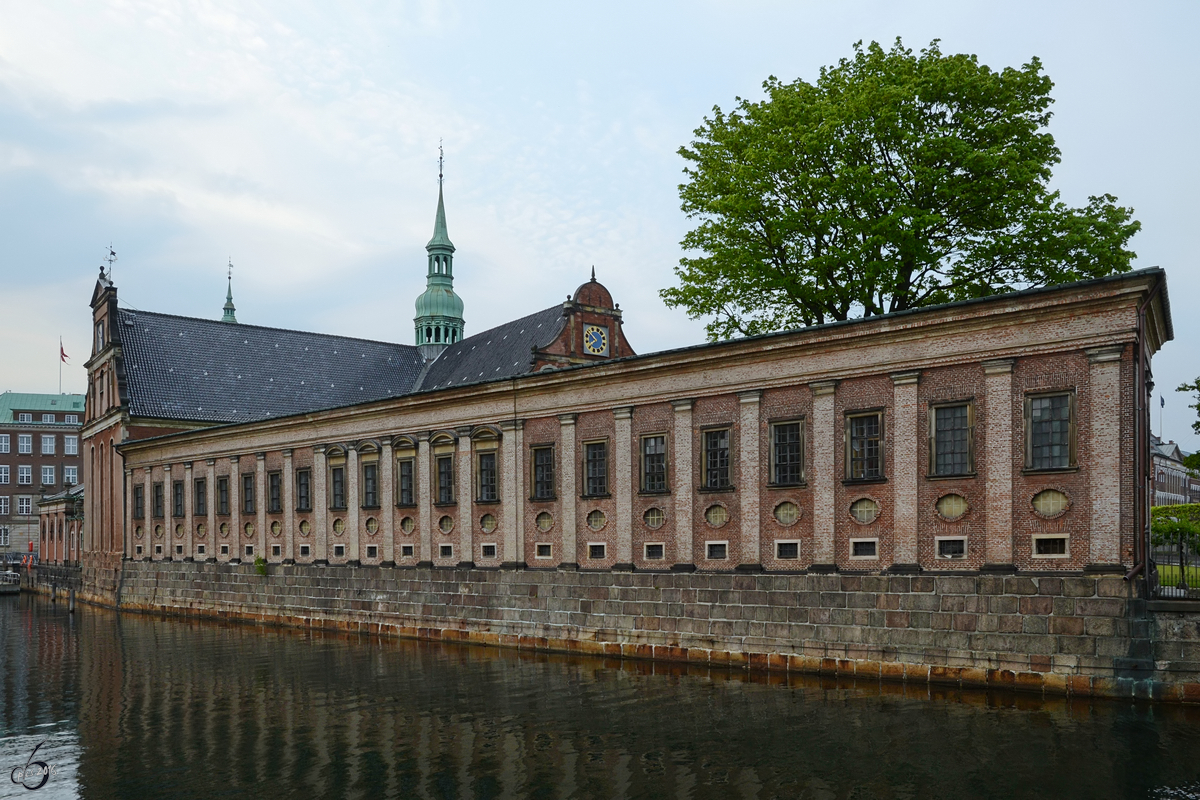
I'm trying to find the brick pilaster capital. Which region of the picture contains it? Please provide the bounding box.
[982,358,1015,376]
[205,458,216,466]
[499,419,524,431]
[737,390,763,404]
[1085,345,1124,364]
[282,449,293,458]
[889,371,920,386]
[612,406,634,420]
[670,398,694,411]
[256,452,266,462]
[557,413,577,425]
[809,380,838,397]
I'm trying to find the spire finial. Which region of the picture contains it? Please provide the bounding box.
[222,258,238,323]
[438,139,444,187]
[591,265,596,282]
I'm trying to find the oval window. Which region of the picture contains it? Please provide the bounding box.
[244,522,255,538]
[643,507,665,529]
[332,518,345,535]
[399,516,415,534]
[705,505,729,527]
[587,510,607,530]
[365,517,379,534]
[175,524,184,537]
[850,498,880,524]
[154,525,163,539]
[480,513,497,533]
[774,501,800,526]
[219,522,229,538]
[299,520,311,536]
[270,520,282,536]
[438,515,454,534]
[936,494,969,521]
[195,523,206,539]
[536,512,554,532]
[1032,489,1070,517]
[135,525,144,539]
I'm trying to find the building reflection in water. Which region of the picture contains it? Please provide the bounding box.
[3,595,1200,799]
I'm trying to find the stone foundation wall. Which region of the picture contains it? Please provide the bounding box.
[59,561,1200,703]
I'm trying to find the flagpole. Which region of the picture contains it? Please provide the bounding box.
[59,337,62,395]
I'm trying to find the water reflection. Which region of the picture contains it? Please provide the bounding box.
[2,594,1199,799]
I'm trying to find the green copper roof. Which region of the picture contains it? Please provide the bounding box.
[222,276,238,324]
[426,183,455,251]
[0,392,85,423]
[415,283,465,319]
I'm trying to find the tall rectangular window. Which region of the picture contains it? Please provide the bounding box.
[217,477,229,515]
[396,460,414,506]
[269,471,282,513]
[771,421,803,485]
[641,435,666,492]
[64,436,78,455]
[153,483,164,518]
[41,466,55,486]
[41,435,55,455]
[17,435,31,455]
[17,497,30,516]
[295,469,311,512]
[242,474,255,514]
[330,466,346,509]
[0,500,7,516]
[703,429,731,490]
[931,403,972,476]
[847,412,883,480]
[1026,393,1075,471]
[0,526,8,545]
[477,452,497,502]
[172,480,184,517]
[436,456,454,504]
[0,435,8,453]
[0,466,7,485]
[585,442,608,496]
[64,466,78,485]
[532,447,555,500]
[133,485,144,518]
[361,464,378,507]
[17,466,31,485]
[194,478,207,516]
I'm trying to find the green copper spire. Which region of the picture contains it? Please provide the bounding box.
[415,148,464,360]
[221,260,238,324]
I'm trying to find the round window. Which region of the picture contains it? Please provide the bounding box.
[705,505,729,527]
[773,501,799,526]
[400,516,415,534]
[244,522,255,538]
[1032,489,1070,517]
[195,523,206,539]
[438,515,454,534]
[332,518,345,535]
[298,520,311,536]
[219,522,229,538]
[480,513,497,533]
[850,498,880,524]
[587,510,607,530]
[365,517,379,534]
[536,512,554,532]
[643,507,665,529]
[936,494,969,521]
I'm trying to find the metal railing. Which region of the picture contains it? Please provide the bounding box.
[1149,538,1200,600]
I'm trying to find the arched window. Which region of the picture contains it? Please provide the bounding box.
[425,327,432,342]
[435,327,442,343]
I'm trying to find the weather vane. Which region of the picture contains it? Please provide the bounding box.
[438,139,444,186]
[102,244,117,279]
[228,257,234,281]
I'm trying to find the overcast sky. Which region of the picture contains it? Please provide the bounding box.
[1,1,1196,448]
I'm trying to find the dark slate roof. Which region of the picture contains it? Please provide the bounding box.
[415,305,566,392]
[118,309,426,423]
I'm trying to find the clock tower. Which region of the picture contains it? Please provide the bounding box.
[414,165,465,361]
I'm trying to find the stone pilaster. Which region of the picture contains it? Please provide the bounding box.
[500,419,524,568]
[163,464,172,560]
[313,446,328,564]
[345,447,359,564]
[809,381,838,570]
[982,359,1015,572]
[1087,346,1125,569]
[612,406,634,570]
[205,459,216,562]
[282,450,295,563]
[125,468,135,559]
[417,434,432,567]
[457,428,474,568]
[380,441,394,566]
[670,399,694,571]
[558,414,578,569]
[183,462,194,560]
[890,372,921,572]
[256,453,267,561]
[736,390,763,572]
[229,455,241,562]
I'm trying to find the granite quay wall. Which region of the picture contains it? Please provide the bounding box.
[30,563,82,595]
[56,561,1200,703]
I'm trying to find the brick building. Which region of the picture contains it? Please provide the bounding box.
[38,483,84,565]
[81,186,1173,581]
[1151,434,1196,506]
[0,392,85,562]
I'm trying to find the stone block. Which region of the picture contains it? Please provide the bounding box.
[1096,577,1128,598]
[1063,578,1097,598]
[1049,616,1085,636]
[1004,577,1038,595]
[1074,598,1123,618]
[935,576,977,595]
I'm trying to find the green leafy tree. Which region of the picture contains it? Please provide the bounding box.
[1179,377,1200,438]
[662,39,1141,340]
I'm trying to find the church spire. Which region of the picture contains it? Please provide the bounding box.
[414,145,465,361]
[222,259,238,324]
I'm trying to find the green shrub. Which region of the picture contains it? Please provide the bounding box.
[1151,504,1200,548]
[254,555,267,576]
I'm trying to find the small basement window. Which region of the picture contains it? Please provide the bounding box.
[333,544,345,558]
[776,541,800,560]
[135,545,143,556]
[644,543,664,560]
[588,543,606,560]
[366,545,377,559]
[1033,535,1068,558]
[155,545,162,555]
[536,543,553,559]
[197,544,206,555]
[481,543,497,559]
[245,545,254,557]
[299,545,310,557]
[175,545,183,555]
[221,544,229,555]
[706,541,728,560]
[936,538,966,560]
[400,545,414,557]
[850,539,878,559]
[272,545,282,557]
[440,544,454,558]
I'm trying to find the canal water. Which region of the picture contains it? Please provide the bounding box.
[1,594,1198,799]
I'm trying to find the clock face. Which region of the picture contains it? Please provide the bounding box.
[583,325,609,355]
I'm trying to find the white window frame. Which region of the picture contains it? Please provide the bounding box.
[17,413,31,423]
[586,541,607,560]
[1031,534,1070,559]
[849,537,880,560]
[65,415,78,424]
[18,435,32,454]
[643,542,666,560]
[0,434,8,453]
[64,466,78,485]
[705,540,729,560]
[17,466,31,485]
[775,539,802,560]
[299,544,311,558]
[197,544,207,556]
[0,527,8,546]
[17,496,32,516]
[41,466,55,486]
[41,414,54,423]
[0,466,7,485]
[438,543,454,560]
[934,536,968,560]
[0,497,8,515]
[534,542,554,560]
[480,542,498,559]
[64,436,78,455]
